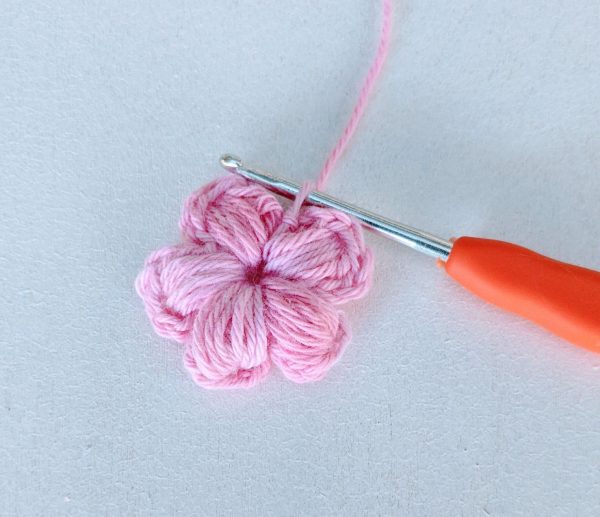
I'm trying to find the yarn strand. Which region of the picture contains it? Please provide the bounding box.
[288,0,393,218]
[316,0,392,189]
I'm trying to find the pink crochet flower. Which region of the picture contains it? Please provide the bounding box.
[136,175,373,389]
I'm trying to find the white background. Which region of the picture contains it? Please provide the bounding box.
[2,1,600,515]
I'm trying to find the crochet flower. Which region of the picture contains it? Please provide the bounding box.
[136,175,373,389]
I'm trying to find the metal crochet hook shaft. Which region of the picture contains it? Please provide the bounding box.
[220,153,600,354]
[220,154,453,261]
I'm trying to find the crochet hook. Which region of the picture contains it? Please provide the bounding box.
[220,155,600,354]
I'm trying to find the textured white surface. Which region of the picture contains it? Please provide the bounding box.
[2,1,600,515]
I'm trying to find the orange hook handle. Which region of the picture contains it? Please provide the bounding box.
[444,236,600,353]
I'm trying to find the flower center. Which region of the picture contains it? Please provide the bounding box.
[245,261,266,285]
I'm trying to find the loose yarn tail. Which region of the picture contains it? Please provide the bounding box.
[287,0,393,220]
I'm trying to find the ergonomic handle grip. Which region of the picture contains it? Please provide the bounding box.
[444,236,600,353]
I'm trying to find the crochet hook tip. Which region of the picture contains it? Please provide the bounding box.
[220,154,243,172]
[220,154,291,195]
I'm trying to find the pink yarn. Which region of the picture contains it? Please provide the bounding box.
[136,0,391,388]
[136,175,372,388]
[288,0,392,217]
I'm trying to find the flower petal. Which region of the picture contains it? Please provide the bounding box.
[183,281,270,389]
[135,243,244,343]
[180,175,283,266]
[263,206,373,304]
[262,277,350,383]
